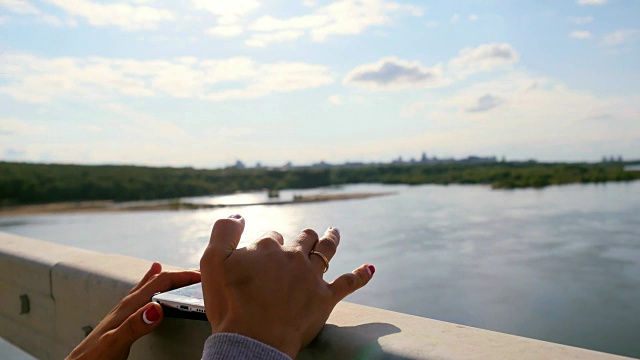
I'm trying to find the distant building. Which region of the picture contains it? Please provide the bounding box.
[227,160,246,169]
[391,156,404,164]
[459,156,497,163]
[311,160,330,168]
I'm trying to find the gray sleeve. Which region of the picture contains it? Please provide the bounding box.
[202,333,291,360]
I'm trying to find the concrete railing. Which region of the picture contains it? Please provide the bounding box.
[0,232,633,360]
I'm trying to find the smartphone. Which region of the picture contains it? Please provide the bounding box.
[151,283,208,321]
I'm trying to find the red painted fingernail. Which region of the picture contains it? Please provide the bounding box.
[366,265,375,276]
[143,306,160,324]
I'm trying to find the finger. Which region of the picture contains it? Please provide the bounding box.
[202,214,245,266]
[107,302,163,355]
[254,231,285,247]
[292,228,319,253]
[329,264,375,304]
[129,262,162,294]
[310,227,340,273]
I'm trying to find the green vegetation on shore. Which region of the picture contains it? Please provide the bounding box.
[1,161,639,206]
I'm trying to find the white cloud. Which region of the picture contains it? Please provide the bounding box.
[568,16,593,24]
[569,30,592,40]
[344,57,443,90]
[44,0,175,30]
[192,0,259,18]
[465,94,503,112]
[345,43,520,91]
[311,0,423,41]
[0,0,80,27]
[0,0,39,14]
[303,0,317,7]
[449,43,520,76]
[206,25,243,37]
[251,14,328,32]
[468,14,478,22]
[204,62,334,100]
[0,118,49,136]
[40,14,64,26]
[450,13,459,24]
[246,0,423,46]
[328,95,343,105]
[0,52,334,103]
[245,30,304,47]
[601,29,640,46]
[192,0,259,25]
[577,0,607,5]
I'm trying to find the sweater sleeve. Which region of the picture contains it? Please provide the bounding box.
[202,333,291,360]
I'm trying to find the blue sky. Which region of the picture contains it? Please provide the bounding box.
[1,0,639,167]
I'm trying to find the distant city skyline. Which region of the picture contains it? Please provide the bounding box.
[224,151,631,171]
[1,1,639,168]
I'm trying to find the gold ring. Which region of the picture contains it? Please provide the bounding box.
[309,250,329,273]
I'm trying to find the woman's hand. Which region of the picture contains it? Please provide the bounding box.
[66,262,201,360]
[200,215,375,359]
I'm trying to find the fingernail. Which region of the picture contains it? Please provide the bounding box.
[366,265,375,277]
[143,306,160,325]
[228,214,242,219]
[329,227,340,236]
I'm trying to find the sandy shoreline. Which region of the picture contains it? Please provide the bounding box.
[0,192,392,217]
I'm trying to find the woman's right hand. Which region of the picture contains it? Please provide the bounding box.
[200,215,375,359]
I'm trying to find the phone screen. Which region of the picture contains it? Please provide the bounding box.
[163,283,203,299]
[151,283,207,320]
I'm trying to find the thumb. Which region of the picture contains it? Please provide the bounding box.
[329,264,375,305]
[108,302,163,355]
[203,215,246,264]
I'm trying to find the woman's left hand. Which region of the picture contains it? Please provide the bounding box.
[66,262,201,360]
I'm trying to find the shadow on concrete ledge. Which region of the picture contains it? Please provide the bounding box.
[301,322,413,360]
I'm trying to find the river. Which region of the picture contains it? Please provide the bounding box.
[1,182,639,358]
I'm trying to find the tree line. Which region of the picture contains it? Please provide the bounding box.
[1,161,638,205]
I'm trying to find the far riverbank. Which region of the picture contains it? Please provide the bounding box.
[0,192,391,217]
[1,160,639,207]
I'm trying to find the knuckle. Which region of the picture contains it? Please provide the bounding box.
[120,294,134,307]
[255,237,280,249]
[320,238,337,254]
[128,315,137,335]
[100,330,118,346]
[300,228,319,239]
[150,271,172,289]
[266,230,283,239]
[343,274,357,289]
[199,254,210,269]
[200,245,216,264]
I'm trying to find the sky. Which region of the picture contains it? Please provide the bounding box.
[0,0,639,168]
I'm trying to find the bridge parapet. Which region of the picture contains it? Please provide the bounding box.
[0,232,631,359]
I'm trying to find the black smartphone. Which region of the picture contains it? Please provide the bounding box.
[151,283,207,321]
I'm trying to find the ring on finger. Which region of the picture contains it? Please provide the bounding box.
[309,250,329,273]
